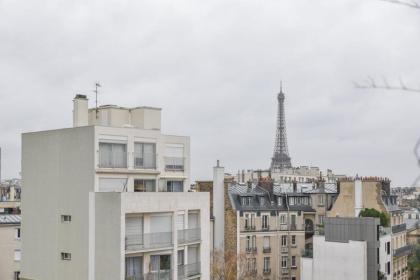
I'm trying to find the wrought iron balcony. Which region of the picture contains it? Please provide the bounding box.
[178,262,200,279]
[393,245,412,258]
[178,228,201,244]
[263,268,271,275]
[263,247,271,253]
[125,232,172,252]
[392,224,406,234]
[261,225,270,231]
[246,247,257,254]
[244,225,256,231]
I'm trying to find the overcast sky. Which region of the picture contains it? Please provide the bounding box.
[0,0,419,186]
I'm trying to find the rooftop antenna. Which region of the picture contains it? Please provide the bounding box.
[280,80,283,93]
[94,82,101,119]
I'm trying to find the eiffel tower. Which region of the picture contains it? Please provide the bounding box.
[271,83,292,170]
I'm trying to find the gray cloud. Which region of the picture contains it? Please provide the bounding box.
[0,0,419,185]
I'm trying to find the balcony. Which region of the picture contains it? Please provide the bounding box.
[392,224,406,234]
[125,232,172,252]
[281,246,288,254]
[244,225,256,232]
[246,247,257,254]
[263,268,271,275]
[178,262,201,279]
[393,245,412,258]
[261,225,270,231]
[281,268,289,275]
[178,228,201,244]
[133,152,157,169]
[263,247,271,254]
[144,270,172,280]
[165,157,184,171]
[98,152,128,168]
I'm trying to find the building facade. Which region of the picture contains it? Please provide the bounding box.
[0,215,21,280]
[21,95,210,280]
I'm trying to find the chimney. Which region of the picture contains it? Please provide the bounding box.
[73,94,89,127]
[247,180,253,192]
[258,177,274,194]
[213,160,225,251]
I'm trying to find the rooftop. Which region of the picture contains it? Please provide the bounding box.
[0,214,21,225]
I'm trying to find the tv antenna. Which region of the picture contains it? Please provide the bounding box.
[94,82,101,119]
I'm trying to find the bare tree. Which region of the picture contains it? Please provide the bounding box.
[212,250,262,280]
[378,0,420,9]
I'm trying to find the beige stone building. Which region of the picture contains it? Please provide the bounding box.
[197,167,338,280]
[328,177,411,280]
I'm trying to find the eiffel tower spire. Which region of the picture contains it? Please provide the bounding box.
[271,82,292,170]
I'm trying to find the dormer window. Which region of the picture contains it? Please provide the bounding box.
[278,197,282,206]
[241,196,252,206]
[260,196,265,206]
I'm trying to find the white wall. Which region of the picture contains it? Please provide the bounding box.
[301,235,367,280]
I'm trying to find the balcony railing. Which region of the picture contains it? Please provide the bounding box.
[392,224,406,234]
[178,262,200,279]
[133,152,157,169]
[263,247,271,253]
[125,232,172,252]
[244,225,256,231]
[246,247,257,254]
[281,246,288,254]
[393,245,413,258]
[178,228,201,244]
[263,268,271,275]
[262,225,270,231]
[144,270,172,280]
[98,152,128,168]
[164,157,184,171]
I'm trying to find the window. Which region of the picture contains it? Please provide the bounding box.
[247,258,256,272]
[162,180,183,192]
[291,235,296,245]
[165,144,184,171]
[387,242,390,255]
[61,215,71,223]
[14,272,20,280]
[263,236,270,249]
[99,142,127,168]
[61,252,71,260]
[291,256,296,267]
[281,235,287,246]
[280,214,287,224]
[177,250,184,266]
[241,197,252,206]
[126,256,143,278]
[14,250,21,261]
[292,277,297,280]
[291,214,297,229]
[15,228,21,239]
[289,197,295,205]
[318,195,324,206]
[387,261,391,275]
[263,257,270,271]
[262,214,269,230]
[277,196,282,206]
[281,256,288,268]
[134,143,156,169]
[134,179,156,192]
[260,196,265,206]
[319,215,324,225]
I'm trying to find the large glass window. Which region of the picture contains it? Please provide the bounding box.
[134,179,156,192]
[134,143,156,169]
[160,180,183,192]
[125,256,143,278]
[99,142,127,168]
[165,144,184,171]
[263,257,270,271]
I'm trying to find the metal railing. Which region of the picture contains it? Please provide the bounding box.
[178,228,201,244]
[246,247,257,254]
[281,246,288,253]
[262,225,270,231]
[98,151,128,168]
[263,247,271,253]
[392,224,406,234]
[125,232,172,252]
[133,152,157,169]
[263,268,271,275]
[145,270,172,280]
[164,157,184,171]
[244,225,256,231]
[178,262,200,279]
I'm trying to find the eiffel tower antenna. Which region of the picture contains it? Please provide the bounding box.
[271,81,292,170]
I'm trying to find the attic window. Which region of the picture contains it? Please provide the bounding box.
[241,197,252,206]
[278,197,282,206]
[260,196,265,206]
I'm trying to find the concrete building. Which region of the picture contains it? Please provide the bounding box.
[301,217,389,280]
[21,95,210,280]
[0,179,21,214]
[328,177,411,280]
[0,214,21,280]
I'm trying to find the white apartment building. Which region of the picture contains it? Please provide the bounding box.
[21,95,210,280]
